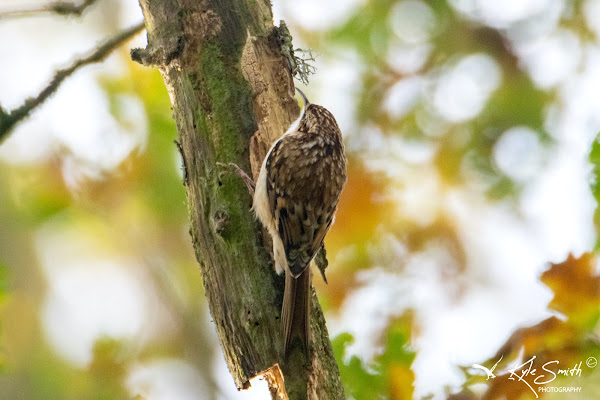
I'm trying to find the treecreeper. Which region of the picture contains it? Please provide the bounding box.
[253,88,347,357]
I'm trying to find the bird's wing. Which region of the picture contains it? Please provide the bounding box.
[489,355,503,372]
[472,364,492,376]
[265,133,334,277]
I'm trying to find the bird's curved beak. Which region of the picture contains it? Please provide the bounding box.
[295,87,310,106]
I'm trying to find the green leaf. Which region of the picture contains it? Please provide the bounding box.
[589,133,600,239]
[332,333,387,399]
[0,261,6,371]
[333,316,416,399]
[0,260,6,296]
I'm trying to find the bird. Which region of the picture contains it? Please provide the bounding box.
[472,355,503,380]
[253,88,347,357]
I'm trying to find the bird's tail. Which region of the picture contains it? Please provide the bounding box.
[282,267,311,357]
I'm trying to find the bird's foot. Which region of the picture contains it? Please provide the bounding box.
[217,162,256,197]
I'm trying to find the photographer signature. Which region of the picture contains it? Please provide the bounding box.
[472,355,592,398]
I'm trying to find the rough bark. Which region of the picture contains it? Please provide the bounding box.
[134,1,345,399]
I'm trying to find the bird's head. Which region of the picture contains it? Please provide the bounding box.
[295,88,339,135]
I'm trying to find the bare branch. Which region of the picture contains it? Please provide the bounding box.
[0,0,98,20]
[0,21,146,143]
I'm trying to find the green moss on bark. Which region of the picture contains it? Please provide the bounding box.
[193,41,257,251]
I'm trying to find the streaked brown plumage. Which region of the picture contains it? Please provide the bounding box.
[253,89,347,356]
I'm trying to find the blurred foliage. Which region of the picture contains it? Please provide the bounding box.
[0,260,5,370]
[455,254,600,399]
[0,40,211,398]
[333,314,415,400]
[542,253,600,330]
[590,135,600,240]
[2,0,600,399]
[312,0,600,398]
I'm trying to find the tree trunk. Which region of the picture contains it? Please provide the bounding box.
[134,1,345,399]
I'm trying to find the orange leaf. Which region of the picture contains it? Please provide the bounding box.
[541,253,600,329]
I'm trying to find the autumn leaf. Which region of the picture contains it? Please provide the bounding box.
[459,253,600,399]
[541,253,600,330]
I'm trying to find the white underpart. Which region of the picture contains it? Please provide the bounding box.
[253,106,306,275]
